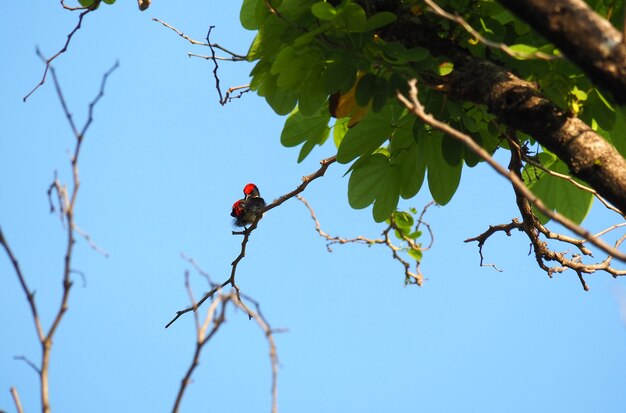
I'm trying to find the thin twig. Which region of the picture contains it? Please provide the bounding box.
[11,387,24,413]
[297,195,435,285]
[24,9,94,101]
[74,225,109,257]
[172,293,226,413]
[152,18,246,58]
[14,355,42,375]
[2,61,118,413]
[423,0,558,61]
[165,156,337,328]
[519,144,625,219]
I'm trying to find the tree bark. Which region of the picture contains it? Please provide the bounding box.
[498,0,626,104]
[379,12,626,215]
[447,58,626,215]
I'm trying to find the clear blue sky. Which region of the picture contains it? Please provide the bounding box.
[2,2,626,412]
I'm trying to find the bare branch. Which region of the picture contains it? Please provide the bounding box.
[166,156,337,328]
[172,293,226,413]
[180,253,216,286]
[24,8,94,101]
[14,355,42,375]
[234,293,280,413]
[10,387,24,413]
[152,18,246,59]
[0,229,46,342]
[172,265,281,413]
[297,195,435,286]
[74,225,109,257]
[3,61,118,413]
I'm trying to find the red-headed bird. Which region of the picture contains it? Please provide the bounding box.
[230,183,266,228]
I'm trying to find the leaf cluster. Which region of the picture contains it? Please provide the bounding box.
[243,0,625,226]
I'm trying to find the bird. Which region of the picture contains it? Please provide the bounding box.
[230,183,266,228]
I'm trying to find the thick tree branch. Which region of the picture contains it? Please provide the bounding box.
[497,0,626,103]
[379,10,626,216]
[446,58,626,215]
[397,79,626,263]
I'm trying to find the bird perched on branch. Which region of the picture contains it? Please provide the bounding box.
[231,183,266,228]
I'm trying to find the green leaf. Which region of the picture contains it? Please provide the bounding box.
[364,11,397,31]
[588,89,616,131]
[298,139,318,162]
[527,157,593,224]
[441,133,463,166]
[342,3,367,32]
[509,44,539,57]
[240,0,259,30]
[394,211,414,230]
[371,76,388,113]
[311,1,337,20]
[355,73,377,106]
[394,121,427,199]
[372,177,399,222]
[270,46,307,89]
[612,107,626,158]
[402,47,430,62]
[348,154,390,209]
[280,109,330,147]
[333,118,350,148]
[102,0,115,4]
[324,59,357,93]
[408,248,423,262]
[337,104,395,163]
[426,132,462,205]
[525,152,593,224]
[265,86,298,115]
[298,70,328,116]
[79,0,97,6]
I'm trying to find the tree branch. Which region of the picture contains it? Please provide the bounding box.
[165,156,337,328]
[397,79,626,264]
[379,11,626,216]
[24,7,94,101]
[172,269,280,413]
[2,60,117,413]
[10,387,24,413]
[497,0,626,103]
[297,195,435,285]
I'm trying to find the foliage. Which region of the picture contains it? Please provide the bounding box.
[241,0,626,232]
[78,0,116,8]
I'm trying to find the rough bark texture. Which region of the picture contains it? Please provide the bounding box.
[498,0,626,104]
[448,59,626,214]
[378,12,626,214]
